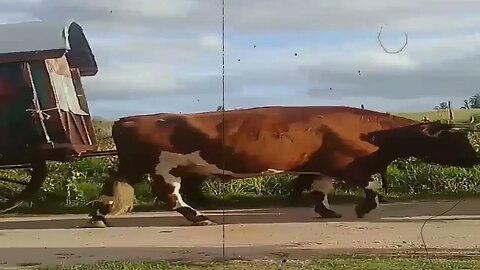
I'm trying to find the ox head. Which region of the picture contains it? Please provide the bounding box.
[362,121,480,168]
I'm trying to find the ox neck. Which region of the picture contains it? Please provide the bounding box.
[376,146,427,166]
[351,150,396,176]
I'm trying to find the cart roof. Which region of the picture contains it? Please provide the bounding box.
[0,20,98,76]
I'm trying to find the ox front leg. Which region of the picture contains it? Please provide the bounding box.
[152,174,216,226]
[355,178,382,218]
[310,176,342,219]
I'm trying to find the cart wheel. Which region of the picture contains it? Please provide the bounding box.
[0,160,48,213]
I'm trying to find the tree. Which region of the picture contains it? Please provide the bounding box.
[469,93,480,108]
[460,99,470,109]
[433,101,448,111]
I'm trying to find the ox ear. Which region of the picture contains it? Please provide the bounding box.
[359,132,373,143]
[359,130,391,146]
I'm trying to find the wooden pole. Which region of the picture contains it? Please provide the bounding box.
[448,101,454,123]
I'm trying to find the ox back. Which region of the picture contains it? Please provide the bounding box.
[113,106,415,178]
[86,106,479,227]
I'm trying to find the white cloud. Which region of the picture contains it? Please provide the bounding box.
[83,63,179,99]
[199,34,223,51]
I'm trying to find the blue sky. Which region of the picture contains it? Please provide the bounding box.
[1,0,480,119]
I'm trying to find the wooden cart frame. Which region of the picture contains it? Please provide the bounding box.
[0,20,116,213]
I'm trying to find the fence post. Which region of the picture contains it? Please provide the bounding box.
[448,101,454,123]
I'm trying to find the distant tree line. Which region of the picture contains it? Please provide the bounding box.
[434,92,480,110]
[463,92,480,109]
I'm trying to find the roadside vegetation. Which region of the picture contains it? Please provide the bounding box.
[39,258,480,270]
[2,109,480,214]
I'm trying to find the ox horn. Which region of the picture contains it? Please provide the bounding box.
[423,121,480,133]
[425,121,480,135]
[449,122,480,132]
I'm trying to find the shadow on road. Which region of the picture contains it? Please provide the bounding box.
[0,199,478,230]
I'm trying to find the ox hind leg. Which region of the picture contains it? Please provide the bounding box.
[151,173,215,226]
[152,173,209,209]
[153,151,217,226]
[180,174,209,208]
[310,175,342,219]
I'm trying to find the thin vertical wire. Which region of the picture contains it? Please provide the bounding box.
[221,0,226,263]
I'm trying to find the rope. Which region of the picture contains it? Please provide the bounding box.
[25,108,52,121]
[420,199,464,270]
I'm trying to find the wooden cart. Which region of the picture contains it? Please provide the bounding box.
[0,20,116,213]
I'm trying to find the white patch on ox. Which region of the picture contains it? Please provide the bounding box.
[154,150,336,213]
[310,176,334,209]
[374,194,380,208]
[156,151,274,179]
[97,195,114,206]
[366,179,382,192]
[155,152,197,212]
[366,179,382,208]
[154,150,274,213]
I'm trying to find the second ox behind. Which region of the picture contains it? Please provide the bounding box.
[86,106,480,227]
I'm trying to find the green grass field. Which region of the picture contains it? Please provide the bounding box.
[392,108,480,123]
[38,258,480,270]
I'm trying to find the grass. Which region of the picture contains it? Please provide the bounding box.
[392,108,480,123]
[38,258,480,270]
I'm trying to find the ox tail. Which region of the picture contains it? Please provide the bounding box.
[85,119,142,228]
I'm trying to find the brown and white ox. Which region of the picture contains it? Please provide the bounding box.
[86,106,479,227]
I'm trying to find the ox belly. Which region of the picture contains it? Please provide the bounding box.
[154,150,344,218]
[155,150,328,180]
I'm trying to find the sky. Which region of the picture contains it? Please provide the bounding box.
[1,0,480,119]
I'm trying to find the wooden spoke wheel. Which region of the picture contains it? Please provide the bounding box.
[0,160,48,213]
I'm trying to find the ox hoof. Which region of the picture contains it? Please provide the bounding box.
[315,207,342,219]
[319,212,342,219]
[378,196,389,203]
[85,219,107,228]
[355,205,368,219]
[192,219,217,226]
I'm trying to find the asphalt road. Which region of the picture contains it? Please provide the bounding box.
[0,199,479,268]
